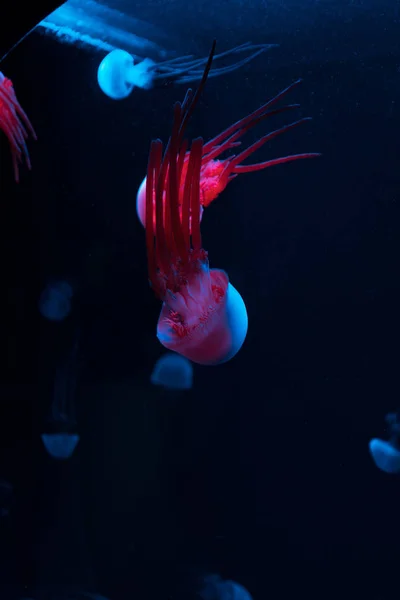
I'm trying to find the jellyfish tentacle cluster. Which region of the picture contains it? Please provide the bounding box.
[142,40,319,365]
[151,41,277,85]
[98,41,277,100]
[136,78,321,228]
[145,40,248,365]
[0,72,36,182]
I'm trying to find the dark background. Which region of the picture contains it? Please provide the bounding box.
[0,0,400,598]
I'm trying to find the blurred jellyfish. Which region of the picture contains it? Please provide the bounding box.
[41,334,80,460]
[151,353,193,390]
[97,42,277,100]
[39,279,73,321]
[36,0,167,57]
[369,412,400,474]
[0,478,12,518]
[199,574,253,600]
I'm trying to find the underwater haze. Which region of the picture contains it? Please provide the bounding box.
[0,0,399,598]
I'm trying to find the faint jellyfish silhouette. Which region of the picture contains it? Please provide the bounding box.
[369,412,400,474]
[41,334,80,460]
[199,574,253,600]
[0,478,12,518]
[150,352,193,390]
[38,280,73,321]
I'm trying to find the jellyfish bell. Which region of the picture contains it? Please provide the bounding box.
[385,411,400,436]
[97,49,155,99]
[151,352,193,390]
[41,411,79,460]
[41,333,81,460]
[41,432,80,460]
[157,270,248,366]
[38,279,73,321]
[368,438,400,474]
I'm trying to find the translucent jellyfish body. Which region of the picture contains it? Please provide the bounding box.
[151,353,193,390]
[98,50,155,98]
[38,280,73,321]
[41,336,80,460]
[369,412,400,474]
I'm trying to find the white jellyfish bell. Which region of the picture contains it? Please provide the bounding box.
[150,352,193,390]
[38,279,73,322]
[98,49,155,99]
[41,334,81,460]
[369,412,400,474]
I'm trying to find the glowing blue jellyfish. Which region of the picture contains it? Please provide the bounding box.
[369,412,400,474]
[38,280,73,321]
[97,42,277,100]
[41,335,80,460]
[199,574,253,600]
[151,353,193,390]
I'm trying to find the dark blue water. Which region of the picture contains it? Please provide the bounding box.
[0,0,399,598]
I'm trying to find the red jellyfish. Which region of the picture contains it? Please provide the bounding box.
[136,77,320,227]
[145,41,248,366]
[0,72,36,182]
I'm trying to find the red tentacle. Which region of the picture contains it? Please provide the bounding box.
[229,117,321,173]
[202,79,304,156]
[189,138,204,252]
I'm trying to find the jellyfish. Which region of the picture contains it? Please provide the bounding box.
[136,76,321,227]
[151,352,193,390]
[0,72,36,182]
[98,42,277,100]
[369,412,400,474]
[38,280,73,321]
[41,335,80,460]
[143,41,247,366]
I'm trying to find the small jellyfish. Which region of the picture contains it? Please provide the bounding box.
[369,412,400,474]
[41,334,80,460]
[199,574,253,600]
[151,353,193,390]
[38,280,73,321]
[97,42,276,100]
